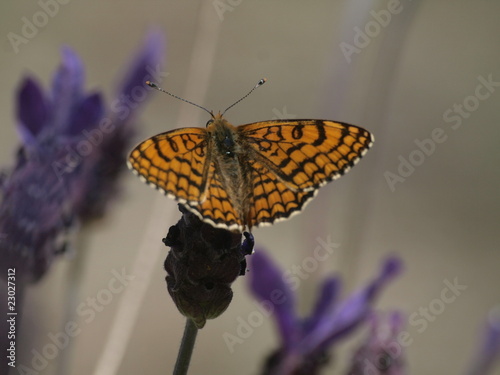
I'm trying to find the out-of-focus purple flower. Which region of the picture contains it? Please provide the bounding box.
[0,162,72,281]
[1,48,104,281]
[17,48,104,150]
[465,307,500,375]
[248,252,402,375]
[346,312,407,375]
[0,32,165,282]
[74,30,165,220]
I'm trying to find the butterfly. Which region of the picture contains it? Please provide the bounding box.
[128,80,373,232]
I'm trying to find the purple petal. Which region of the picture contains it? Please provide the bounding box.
[16,77,50,145]
[114,30,165,120]
[388,310,405,334]
[302,257,403,352]
[465,308,500,375]
[72,31,165,222]
[248,251,297,348]
[66,93,105,136]
[51,47,85,130]
[302,277,340,334]
[0,160,70,281]
[52,46,85,97]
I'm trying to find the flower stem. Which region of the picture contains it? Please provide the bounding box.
[173,319,198,375]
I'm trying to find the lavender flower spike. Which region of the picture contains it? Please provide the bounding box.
[0,31,166,281]
[249,251,402,375]
[74,30,165,220]
[1,48,104,281]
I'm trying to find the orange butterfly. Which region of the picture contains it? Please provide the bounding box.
[128,80,373,232]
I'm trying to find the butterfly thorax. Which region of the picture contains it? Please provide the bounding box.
[208,116,241,158]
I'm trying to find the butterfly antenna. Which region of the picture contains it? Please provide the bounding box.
[222,78,267,116]
[146,81,213,117]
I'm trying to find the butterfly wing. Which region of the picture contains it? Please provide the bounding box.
[238,120,373,227]
[246,159,317,228]
[183,162,244,231]
[129,119,373,231]
[129,127,244,231]
[238,120,373,191]
[128,128,210,203]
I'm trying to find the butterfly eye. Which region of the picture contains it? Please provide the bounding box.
[206,119,214,127]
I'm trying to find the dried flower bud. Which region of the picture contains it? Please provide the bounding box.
[163,205,253,328]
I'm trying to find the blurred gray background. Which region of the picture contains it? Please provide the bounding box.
[1,1,499,374]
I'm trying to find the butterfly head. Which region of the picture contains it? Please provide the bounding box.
[205,111,222,127]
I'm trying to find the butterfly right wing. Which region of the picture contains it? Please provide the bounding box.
[128,128,210,203]
[238,120,373,191]
[238,119,373,228]
[246,158,317,228]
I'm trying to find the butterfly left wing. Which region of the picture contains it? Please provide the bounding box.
[238,120,373,191]
[128,128,210,203]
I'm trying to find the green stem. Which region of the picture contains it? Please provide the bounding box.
[173,319,198,375]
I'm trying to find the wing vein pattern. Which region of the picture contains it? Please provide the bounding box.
[128,127,210,203]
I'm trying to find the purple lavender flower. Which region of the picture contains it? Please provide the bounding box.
[347,312,407,375]
[75,31,165,220]
[0,32,165,281]
[248,251,402,375]
[1,48,104,281]
[0,160,72,281]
